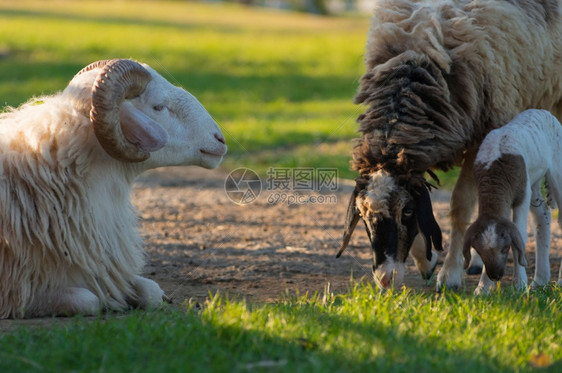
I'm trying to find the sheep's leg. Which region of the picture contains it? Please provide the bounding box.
[30,287,101,317]
[529,184,551,288]
[474,266,496,295]
[410,233,439,279]
[437,154,477,291]
[130,275,168,309]
[462,150,482,275]
[512,188,531,291]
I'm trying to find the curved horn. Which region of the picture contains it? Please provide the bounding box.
[89,59,152,162]
[74,59,114,78]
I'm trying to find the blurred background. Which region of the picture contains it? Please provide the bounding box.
[0,0,457,185]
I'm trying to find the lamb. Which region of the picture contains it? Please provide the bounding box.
[337,0,562,290]
[462,109,562,294]
[0,59,227,318]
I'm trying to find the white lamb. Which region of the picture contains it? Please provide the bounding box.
[463,109,562,294]
[0,59,227,318]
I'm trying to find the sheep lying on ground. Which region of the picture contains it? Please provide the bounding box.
[0,59,227,318]
[463,109,562,294]
[337,0,562,290]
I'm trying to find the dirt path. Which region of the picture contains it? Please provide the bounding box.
[134,166,562,304]
[1,165,561,331]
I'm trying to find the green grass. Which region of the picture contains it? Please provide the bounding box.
[1,282,561,372]
[0,0,374,180]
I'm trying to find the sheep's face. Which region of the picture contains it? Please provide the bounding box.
[466,223,511,281]
[463,219,526,281]
[356,172,418,288]
[65,59,226,168]
[128,66,227,169]
[339,170,442,289]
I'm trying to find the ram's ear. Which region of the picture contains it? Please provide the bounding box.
[415,185,443,261]
[508,223,528,267]
[119,101,168,153]
[336,188,361,258]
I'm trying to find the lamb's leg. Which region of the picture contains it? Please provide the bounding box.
[437,154,477,291]
[130,275,168,309]
[474,266,496,295]
[529,185,551,288]
[545,171,562,286]
[511,188,531,290]
[410,233,439,279]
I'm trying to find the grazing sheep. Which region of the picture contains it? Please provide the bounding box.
[463,109,562,294]
[0,59,227,318]
[337,0,562,290]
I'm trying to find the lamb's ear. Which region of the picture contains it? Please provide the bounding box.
[415,185,443,261]
[508,224,528,267]
[462,225,474,270]
[119,101,168,153]
[336,189,361,258]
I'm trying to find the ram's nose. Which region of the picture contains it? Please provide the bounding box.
[199,132,227,157]
[215,132,225,145]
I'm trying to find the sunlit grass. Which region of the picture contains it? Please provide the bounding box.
[1,282,561,372]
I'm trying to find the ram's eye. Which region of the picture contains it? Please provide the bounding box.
[153,104,165,112]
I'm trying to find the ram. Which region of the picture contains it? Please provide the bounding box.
[463,109,562,294]
[0,59,227,318]
[337,0,562,290]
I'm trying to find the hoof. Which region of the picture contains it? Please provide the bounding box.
[466,265,483,275]
[421,272,432,281]
[421,261,438,280]
[436,284,461,293]
[474,286,491,296]
[163,294,173,304]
